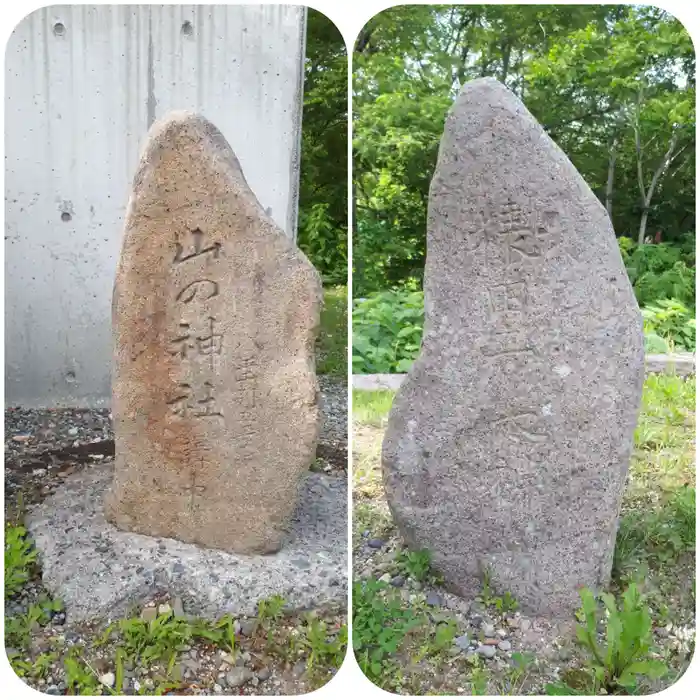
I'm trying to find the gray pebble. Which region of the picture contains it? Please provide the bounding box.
[181,658,199,673]
[293,661,307,677]
[426,592,443,607]
[172,596,185,618]
[367,538,384,549]
[454,634,471,650]
[239,619,256,636]
[498,640,511,651]
[99,672,115,688]
[140,607,157,622]
[257,668,271,682]
[477,645,497,659]
[482,623,495,636]
[390,575,405,587]
[225,668,253,688]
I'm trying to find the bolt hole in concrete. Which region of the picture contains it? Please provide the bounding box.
[181,20,194,36]
[53,22,66,36]
[65,371,76,384]
[60,212,72,222]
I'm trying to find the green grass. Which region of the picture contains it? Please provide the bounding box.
[317,286,348,376]
[614,373,696,586]
[613,486,695,582]
[352,389,395,426]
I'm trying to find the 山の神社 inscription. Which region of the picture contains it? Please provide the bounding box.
[104,111,322,554]
[382,78,644,618]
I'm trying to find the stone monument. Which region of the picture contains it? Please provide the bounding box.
[105,111,323,555]
[382,78,644,617]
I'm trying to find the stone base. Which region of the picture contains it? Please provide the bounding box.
[25,463,347,623]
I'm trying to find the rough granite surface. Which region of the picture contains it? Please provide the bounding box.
[26,463,346,623]
[105,111,323,555]
[382,78,645,618]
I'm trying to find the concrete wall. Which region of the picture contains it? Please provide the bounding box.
[5,4,306,408]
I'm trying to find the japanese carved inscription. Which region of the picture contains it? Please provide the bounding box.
[382,78,644,618]
[105,112,323,554]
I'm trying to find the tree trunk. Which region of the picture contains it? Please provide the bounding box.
[635,131,679,245]
[605,139,617,220]
[499,41,512,84]
[633,89,682,245]
[638,208,650,245]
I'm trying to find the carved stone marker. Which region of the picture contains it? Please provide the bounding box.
[382,78,644,618]
[105,112,322,555]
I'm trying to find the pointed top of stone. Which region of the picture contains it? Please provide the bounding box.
[436,78,598,216]
[130,110,259,218]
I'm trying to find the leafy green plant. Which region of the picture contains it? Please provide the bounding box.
[317,286,348,376]
[64,648,106,696]
[300,614,347,674]
[546,584,668,694]
[394,548,434,582]
[475,568,518,612]
[353,578,424,683]
[6,649,33,679]
[297,10,347,288]
[352,290,424,373]
[496,591,520,613]
[298,203,347,286]
[432,619,459,654]
[214,614,237,654]
[117,611,193,669]
[624,242,695,309]
[642,298,695,352]
[469,664,489,695]
[5,597,62,648]
[4,524,38,598]
[258,594,287,623]
[6,648,59,681]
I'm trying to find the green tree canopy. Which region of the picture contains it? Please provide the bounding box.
[298,9,348,285]
[353,4,695,295]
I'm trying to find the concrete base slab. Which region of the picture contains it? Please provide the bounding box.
[25,463,347,623]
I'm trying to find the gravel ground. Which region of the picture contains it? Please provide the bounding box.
[6,588,345,696]
[354,528,577,694]
[354,518,695,695]
[4,375,348,695]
